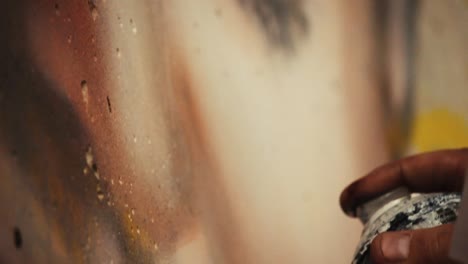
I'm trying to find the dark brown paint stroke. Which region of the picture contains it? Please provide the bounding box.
[0,38,110,262]
[0,0,177,262]
[372,0,420,158]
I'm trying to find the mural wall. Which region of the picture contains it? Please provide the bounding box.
[0,0,466,263]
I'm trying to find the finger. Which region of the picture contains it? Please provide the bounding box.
[370,224,459,264]
[340,148,468,216]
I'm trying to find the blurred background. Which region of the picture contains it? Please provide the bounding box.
[0,0,466,263]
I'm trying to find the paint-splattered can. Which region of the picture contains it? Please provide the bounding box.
[352,187,461,264]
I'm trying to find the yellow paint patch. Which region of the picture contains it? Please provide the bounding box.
[411,108,468,152]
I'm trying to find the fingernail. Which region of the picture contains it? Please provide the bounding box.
[381,233,411,261]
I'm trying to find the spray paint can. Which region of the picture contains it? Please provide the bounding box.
[352,187,461,264]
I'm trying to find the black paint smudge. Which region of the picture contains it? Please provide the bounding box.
[238,0,310,51]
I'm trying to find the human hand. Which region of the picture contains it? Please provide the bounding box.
[340,149,468,263]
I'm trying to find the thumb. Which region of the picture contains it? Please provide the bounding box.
[370,224,460,264]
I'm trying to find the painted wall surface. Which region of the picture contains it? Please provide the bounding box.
[408,1,468,153]
[0,0,465,263]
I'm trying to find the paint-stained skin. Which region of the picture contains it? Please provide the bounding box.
[237,0,310,50]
